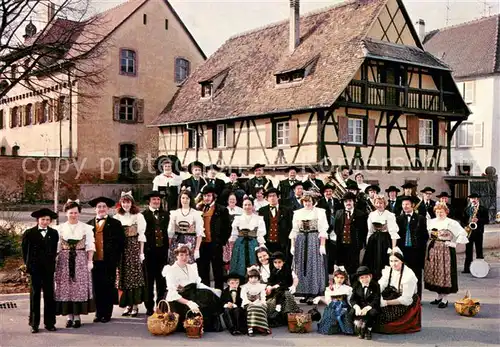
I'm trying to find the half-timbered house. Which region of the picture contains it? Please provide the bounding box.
[151,0,469,191]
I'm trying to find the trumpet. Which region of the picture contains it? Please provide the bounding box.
[326,168,348,200]
[465,203,479,237]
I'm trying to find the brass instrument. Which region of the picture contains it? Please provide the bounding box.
[263,177,271,191]
[326,168,348,200]
[465,203,479,237]
[195,177,209,208]
[413,194,423,214]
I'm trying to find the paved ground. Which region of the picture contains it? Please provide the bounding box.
[1,264,499,347]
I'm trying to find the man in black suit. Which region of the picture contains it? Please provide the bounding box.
[277,165,300,206]
[181,161,208,199]
[396,196,428,297]
[88,196,125,323]
[316,184,341,273]
[462,193,490,274]
[418,186,436,219]
[22,208,59,333]
[394,182,417,216]
[349,266,380,340]
[142,191,170,315]
[244,163,274,198]
[258,188,293,256]
[302,167,325,192]
[333,192,368,277]
[290,181,304,211]
[206,164,226,203]
[221,168,246,206]
[385,186,400,213]
[197,186,231,290]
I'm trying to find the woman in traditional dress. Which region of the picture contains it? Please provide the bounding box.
[167,188,204,265]
[163,244,222,332]
[252,187,269,211]
[241,267,271,336]
[363,194,400,280]
[54,200,95,328]
[315,266,353,335]
[424,202,468,308]
[376,250,421,334]
[223,193,244,272]
[290,194,329,304]
[229,198,266,278]
[113,191,147,317]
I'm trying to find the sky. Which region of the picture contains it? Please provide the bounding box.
[88,0,500,56]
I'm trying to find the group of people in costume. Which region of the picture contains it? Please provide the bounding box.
[21,158,489,339]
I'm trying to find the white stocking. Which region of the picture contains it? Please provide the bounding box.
[74,314,81,321]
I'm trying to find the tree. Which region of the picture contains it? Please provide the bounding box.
[0,0,108,99]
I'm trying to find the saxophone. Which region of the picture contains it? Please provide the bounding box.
[464,203,479,237]
[195,177,209,208]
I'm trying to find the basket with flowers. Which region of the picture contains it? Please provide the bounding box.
[184,310,204,338]
[287,313,312,333]
[147,300,179,335]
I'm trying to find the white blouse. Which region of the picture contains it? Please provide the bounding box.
[167,208,205,238]
[289,207,329,239]
[229,214,266,244]
[367,210,400,242]
[56,221,95,252]
[113,212,147,242]
[324,284,353,305]
[227,206,244,216]
[163,262,210,301]
[427,217,469,246]
[152,173,183,190]
[378,266,417,306]
[241,282,267,307]
[259,264,271,283]
[253,199,269,211]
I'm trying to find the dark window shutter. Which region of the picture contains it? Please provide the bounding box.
[289,119,299,146]
[135,99,144,123]
[35,102,41,124]
[48,99,54,122]
[113,97,120,121]
[226,123,235,148]
[265,122,273,148]
[174,58,181,82]
[406,115,419,145]
[367,119,376,145]
[338,116,349,143]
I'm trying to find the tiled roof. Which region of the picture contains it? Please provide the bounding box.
[423,15,500,79]
[363,38,450,70]
[152,0,387,126]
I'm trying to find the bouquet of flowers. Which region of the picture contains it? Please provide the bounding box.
[184,310,204,338]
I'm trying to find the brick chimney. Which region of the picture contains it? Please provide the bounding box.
[416,19,425,42]
[289,0,300,53]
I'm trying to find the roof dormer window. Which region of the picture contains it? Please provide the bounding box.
[201,82,213,98]
[199,68,229,99]
[276,70,305,84]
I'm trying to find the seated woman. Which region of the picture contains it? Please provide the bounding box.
[229,198,266,278]
[162,244,222,332]
[255,246,273,284]
[241,267,271,336]
[265,252,301,327]
[315,266,353,335]
[375,250,421,334]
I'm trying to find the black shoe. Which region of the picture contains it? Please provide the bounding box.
[65,320,73,328]
[100,317,111,323]
[45,326,57,332]
[438,300,448,309]
[248,329,254,337]
[365,330,372,340]
[299,297,308,304]
[73,320,81,329]
[430,299,442,305]
[146,309,154,316]
[93,316,101,323]
[306,298,314,305]
[31,326,39,333]
[130,309,138,317]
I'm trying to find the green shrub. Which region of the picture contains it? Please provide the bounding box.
[0,227,21,267]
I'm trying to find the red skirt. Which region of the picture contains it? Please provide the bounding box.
[376,296,421,334]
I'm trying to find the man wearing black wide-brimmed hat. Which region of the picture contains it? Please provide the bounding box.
[394,182,418,216]
[278,165,300,206]
[221,168,246,207]
[302,167,325,193]
[141,191,170,315]
[181,161,208,199]
[244,163,274,198]
[462,193,489,274]
[152,155,182,211]
[385,186,400,213]
[87,196,125,323]
[417,186,436,219]
[22,208,59,333]
[205,164,226,203]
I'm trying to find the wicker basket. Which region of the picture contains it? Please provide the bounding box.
[147,300,179,336]
[183,310,204,338]
[454,291,480,317]
[287,313,312,333]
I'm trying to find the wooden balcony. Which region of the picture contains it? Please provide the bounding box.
[341,80,462,114]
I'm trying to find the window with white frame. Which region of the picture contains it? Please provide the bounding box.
[276,121,290,146]
[458,123,474,147]
[419,119,433,145]
[463,81,475,103]
[473,123,483,147]
[216,124,226,148]
[348,118,363,144]
[120,49,136,76]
